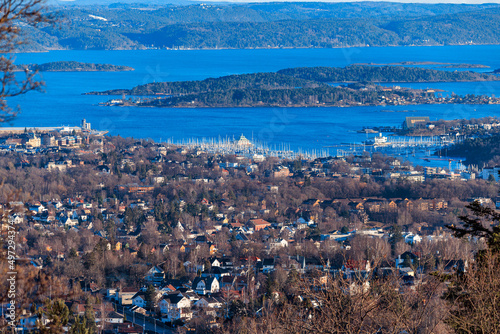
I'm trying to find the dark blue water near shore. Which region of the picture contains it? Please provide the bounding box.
[8,45,500,157]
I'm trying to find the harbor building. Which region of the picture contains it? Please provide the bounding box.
[402,117,430,130]
[236,134,252,147]
[81,119,91,131]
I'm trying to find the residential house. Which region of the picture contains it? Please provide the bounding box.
[249,218,271,231]
[235,233,249,242]
[387,200,398,212]
[273,166,291,178]
[395,251,420,269]
[192,277,220,295]
[8,214,23,225]
[404,233,422,244]
[116,288,139,305]
[348,200,364,212]
[342,260,371,278]
[220,276,236,289]
[131,291,147,309]
[397,199,413,211]
[415,199,429,211]
[61,216,78,227]
[269,238,288,250]
[260,258,275,273]
[104,311,124,324]
[363,199,385,213]
[145,266,165,285]
[201,266,231,279]
[159,295,192,322]
[194,297,223,316]
[429,199,448,211]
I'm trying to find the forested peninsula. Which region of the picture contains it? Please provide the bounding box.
[86,65,500,108]
[438,134,500,167]
[14,61,134,72]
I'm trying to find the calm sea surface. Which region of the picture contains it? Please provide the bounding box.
[8,45,500,165]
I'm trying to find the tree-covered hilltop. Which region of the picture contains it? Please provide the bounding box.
[138,85,388,108]
[87,72,321,96]
[14,61,134,72]
[438,134,500,167]
[87,65,500,97]
[130,18,399,50]
[278,65,500,83]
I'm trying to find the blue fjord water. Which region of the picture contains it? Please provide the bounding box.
[7,45,500,159]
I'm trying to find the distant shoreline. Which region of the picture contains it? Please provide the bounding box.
[14,42,500,54]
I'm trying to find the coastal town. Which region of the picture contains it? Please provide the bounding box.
[3,0,500,332]
[1,118,499,332]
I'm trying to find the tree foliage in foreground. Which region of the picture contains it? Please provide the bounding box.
[442,198,500,333]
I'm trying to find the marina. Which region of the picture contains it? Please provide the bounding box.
[166,135,331,160]
[164,130,462,170]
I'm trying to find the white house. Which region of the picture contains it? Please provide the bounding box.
[116,288,138,305]
[61,216,78,227]
[145,266,165,285]
[104,311,124,324]
[28,203,45,213]
[194,297,223,316]
[8,214,23,225]
[404,233,422,244]
[192,277,219,295]
[131,291,147,309]
[194,297,223,309]
[210,258,221,267]
[269,238,288,250]
[159,295,192,321]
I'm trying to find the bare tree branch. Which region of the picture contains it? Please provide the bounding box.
[0,0,56,123]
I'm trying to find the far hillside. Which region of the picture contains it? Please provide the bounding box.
[21,3,500,51]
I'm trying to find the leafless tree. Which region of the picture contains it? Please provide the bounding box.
[218,272,451,334]
[0,0,55,121]
[443,250,500,333]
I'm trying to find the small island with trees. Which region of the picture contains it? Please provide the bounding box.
[14,61,134,72]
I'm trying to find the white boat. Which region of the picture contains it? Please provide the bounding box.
[365,133,389,146]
